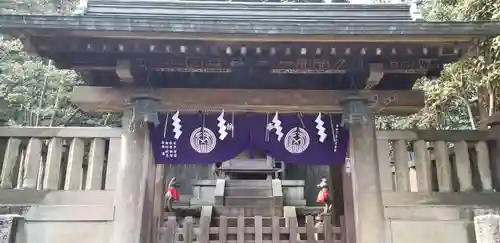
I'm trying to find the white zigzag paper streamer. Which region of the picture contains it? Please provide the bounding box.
[315,113,327,143]
[217,110,228,140]
[272,112,283,141]
[172,110,182,140]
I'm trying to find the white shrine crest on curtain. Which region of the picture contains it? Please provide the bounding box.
[190,127,217,154]
[284,127,310,154]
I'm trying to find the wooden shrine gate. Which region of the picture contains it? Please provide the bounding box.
[158,215,346,243]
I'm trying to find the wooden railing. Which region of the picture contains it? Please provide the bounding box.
[158,215,345,243]
[0,127,122,190]
[376,130,495,193]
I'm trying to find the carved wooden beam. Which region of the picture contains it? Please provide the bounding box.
[116,59,133,82]
[33,37,464,58]
[71,86,425,115]
[364,63,384,89]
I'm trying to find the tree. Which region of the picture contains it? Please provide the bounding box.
[0,0,121,127]
[377,0,500,130]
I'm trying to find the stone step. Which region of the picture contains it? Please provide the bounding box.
[225,180,271,188]
[224,196,273,207]
[225,187,272,197]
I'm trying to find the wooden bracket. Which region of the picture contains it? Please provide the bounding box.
[364,63,384,89]
[116,59,133,83]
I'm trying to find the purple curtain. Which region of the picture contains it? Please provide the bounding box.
[150,113,349,165]
[249,113,349,165]
[149,113,249,164]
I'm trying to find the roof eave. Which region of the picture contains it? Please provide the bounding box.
[1,15,499,42]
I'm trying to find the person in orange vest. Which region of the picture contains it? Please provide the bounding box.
[316,177,331,214]
[165,177,180,212]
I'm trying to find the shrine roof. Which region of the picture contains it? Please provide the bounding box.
[83,0,415,22]
[0,1,499,39]
[2,1,500,92]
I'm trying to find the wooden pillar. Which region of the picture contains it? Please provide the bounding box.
[344,99,385,243]
[329,164,343,225]
[111,111,151,243]
[486,113,500,190]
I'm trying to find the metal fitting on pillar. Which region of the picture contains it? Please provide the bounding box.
[340,94,370,128]
[129,95,160,131]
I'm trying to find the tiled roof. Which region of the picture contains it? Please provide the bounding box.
[84,0,417,22]
[1,0,499,38]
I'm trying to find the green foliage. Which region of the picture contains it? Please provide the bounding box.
[0,0,120,127]
[377,0,500,130]
[0,39,120,127]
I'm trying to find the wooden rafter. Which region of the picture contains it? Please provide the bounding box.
[71,86,425,115]
[116,59,133,82]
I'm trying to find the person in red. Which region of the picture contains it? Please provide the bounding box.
[316,177,331,214]
[165,177,180,212]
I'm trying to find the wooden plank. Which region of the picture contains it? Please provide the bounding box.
[0,190,114,205]
[453,141,473,192]
[376,130,492,141]
[434,141,453,192]
[64,138,85,190]
[66,55,440,76]
[323,215,332,243]
[376,139,393,192]
[393,140,410,192]
[72,86,425,115]
[43,138,63,190]
[254,216,263,243]
[305,215,316,243]
[384,205,467,221]
[0,138,21,189]
[339,216,346,243]
[288,216,298,243]
[383,192,500,206]
[0,127,121,138]
[219,216,228,243]
[170,240,342,243]
[271,216,279,243]
[16,149,26,189]
[184,217,194,243]
[237,216,244,243]
[0,139,7,166]
[23,205,114,221]
[86,138,106,190]
[105,137,121,190]
[199,207,212,243]
[22,138,43,189]
[475,141,493,191]
[161,216,177,243]
[171,225,343,235]
[413,140,432,192]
